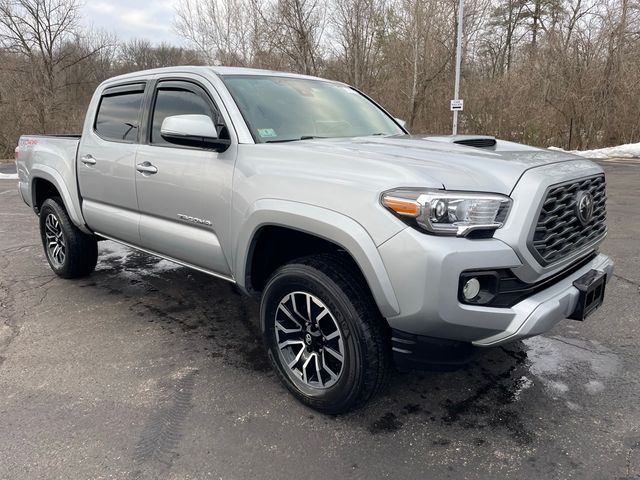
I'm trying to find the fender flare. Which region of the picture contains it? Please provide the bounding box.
[234,199,401,318]
[30,165,91,234]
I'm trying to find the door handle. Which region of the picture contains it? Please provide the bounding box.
[81,154,96,165]
[136,162,158,175]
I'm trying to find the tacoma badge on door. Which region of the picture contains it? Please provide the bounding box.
[177,213,212,226]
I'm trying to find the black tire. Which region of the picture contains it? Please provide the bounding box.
[261,253,392,414]
[39,197,98,279]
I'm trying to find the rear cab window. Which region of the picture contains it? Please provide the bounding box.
[94,83,146,143]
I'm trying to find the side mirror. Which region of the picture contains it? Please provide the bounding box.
[160,114,230,151]
[394,117,407,128]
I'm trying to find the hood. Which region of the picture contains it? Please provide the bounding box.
[285,135,583,195]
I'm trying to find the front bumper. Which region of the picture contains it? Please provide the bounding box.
[471,252,612,346]
[378,227,614,348]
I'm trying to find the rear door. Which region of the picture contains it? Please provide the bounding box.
[77,82,146,244]
[134,77,236,276]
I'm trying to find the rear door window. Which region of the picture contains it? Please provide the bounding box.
[94,84,145,143]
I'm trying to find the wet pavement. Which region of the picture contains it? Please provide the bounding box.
[0,160,639,479]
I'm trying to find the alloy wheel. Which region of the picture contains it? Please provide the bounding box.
[274,291,345,389]
[44,213,66,268]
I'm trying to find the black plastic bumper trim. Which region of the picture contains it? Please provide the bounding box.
[458,251,598,308]
[391,329,480,371]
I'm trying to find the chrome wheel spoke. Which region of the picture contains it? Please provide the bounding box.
[287,346,305,368]
[291,294,305,323]
[276,306,304,331]
[316,307,330,322]
[322,352,339,382]
[278,339,305,350]
[314,353,324,387]
[324,346,343,363]
[324,330,340,341]
[302,355,312,384]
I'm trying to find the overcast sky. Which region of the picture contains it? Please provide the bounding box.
[83,0,187,46]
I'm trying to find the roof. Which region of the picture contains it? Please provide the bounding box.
[211,66,327,81]
[102,66,335,86]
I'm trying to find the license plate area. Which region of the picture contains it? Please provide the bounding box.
[569,270,606,321]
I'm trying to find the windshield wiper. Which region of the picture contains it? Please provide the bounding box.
[264,134,389,143]
[265,135,327,143]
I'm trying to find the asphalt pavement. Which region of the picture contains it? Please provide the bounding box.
[0,159,639,479]
[0,162,17,175]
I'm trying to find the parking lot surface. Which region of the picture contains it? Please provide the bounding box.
[1,159,639,479]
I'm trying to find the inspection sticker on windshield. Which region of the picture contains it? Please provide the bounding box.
[258,128,277,138]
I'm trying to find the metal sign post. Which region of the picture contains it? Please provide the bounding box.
[452,0,464,135]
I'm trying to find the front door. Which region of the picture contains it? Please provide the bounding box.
[134,78,235,276]
[77,82,146,244]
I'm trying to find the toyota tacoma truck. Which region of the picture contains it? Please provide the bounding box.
[16,66,613,413]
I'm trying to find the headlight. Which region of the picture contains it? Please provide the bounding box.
[381,188,511,236]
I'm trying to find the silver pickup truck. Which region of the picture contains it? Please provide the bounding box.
[16,66,613,413]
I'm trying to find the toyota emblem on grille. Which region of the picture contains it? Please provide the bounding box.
[576,191,594,225]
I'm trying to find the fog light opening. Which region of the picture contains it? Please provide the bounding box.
[463,277,481,300]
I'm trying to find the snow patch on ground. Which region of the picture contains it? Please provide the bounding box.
[523,336,619,400]
[512,376,533,401]
[525,336,619,379]
[549,142,640,159]
[96,241,182,277]
[0,173,18,179]
[584,380,605,394]
[150,258,183,273]
[96,242,133,271]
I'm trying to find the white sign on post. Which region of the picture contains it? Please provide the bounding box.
[450,99,464,111]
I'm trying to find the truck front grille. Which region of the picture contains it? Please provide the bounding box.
[529,175,607,265]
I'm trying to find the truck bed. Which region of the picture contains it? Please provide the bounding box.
[30,134,82,139]
[16,134,85,230]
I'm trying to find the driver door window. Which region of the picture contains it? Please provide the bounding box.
[150,85,227,146]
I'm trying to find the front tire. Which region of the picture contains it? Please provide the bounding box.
[39,197,98,278]
[261,254,392,414]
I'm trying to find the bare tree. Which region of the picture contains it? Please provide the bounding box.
[331,0,387,90]
[388,0,455,128]
[119,38,204,71]
[0,0,82,131]
[2,0,640,158]
[265,0,327,75]
[174,0,266,66]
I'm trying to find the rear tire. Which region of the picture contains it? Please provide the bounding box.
[261,253,392,414]
[39,197,98,278]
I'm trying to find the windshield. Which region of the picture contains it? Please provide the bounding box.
[222,75,404,143]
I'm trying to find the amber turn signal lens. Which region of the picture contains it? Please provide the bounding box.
[382,196,420,217]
